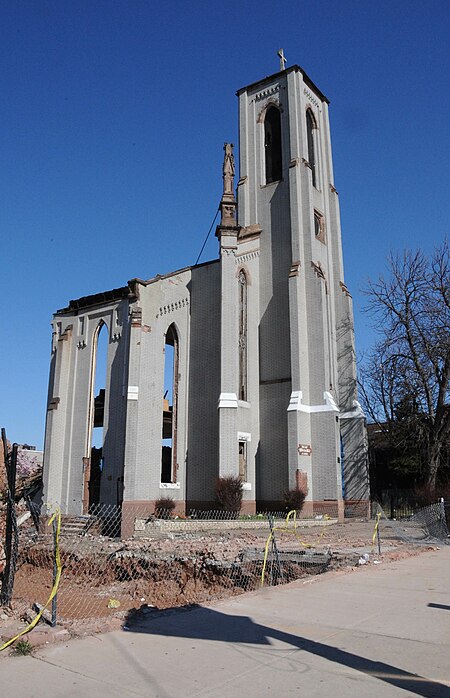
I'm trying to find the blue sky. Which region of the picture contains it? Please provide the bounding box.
[1,0,449,448]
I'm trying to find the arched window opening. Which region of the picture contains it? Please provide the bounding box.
[84,321,108,512]
[239,441,247,482]
[314,209,325,242]
[306,109,317,188]
[238,270,248,401]
[264,106,282,184]
[161,324,179,484]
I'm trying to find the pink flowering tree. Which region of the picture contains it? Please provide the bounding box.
[15,450,41,480]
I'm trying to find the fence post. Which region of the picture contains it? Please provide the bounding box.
[1,437,18,607]
[51,516,58,627]
[438,497,447,539]
[376,518,381,555]
[268,515,284,584]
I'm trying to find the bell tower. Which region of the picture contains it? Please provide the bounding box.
[236,57,368,513]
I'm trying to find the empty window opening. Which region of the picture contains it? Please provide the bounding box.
[314,209,325,242]
[264,106,282,183]
[239,441,247,482]
[85,321,108,512]
[161,325,179,484]
[306,109,317,188]
[238,270,248,401]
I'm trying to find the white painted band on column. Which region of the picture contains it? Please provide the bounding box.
[218,392,239,409]
[287,390,339,413]
[127,385,139,401]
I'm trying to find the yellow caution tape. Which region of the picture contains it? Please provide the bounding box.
[260,529,274,586]
[371,512,382,551]
[261,510,331,587]
[0,508,62,652]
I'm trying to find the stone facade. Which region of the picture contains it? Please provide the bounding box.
[43,62,369,521]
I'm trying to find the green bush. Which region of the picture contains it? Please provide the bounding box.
[215,476,243,513]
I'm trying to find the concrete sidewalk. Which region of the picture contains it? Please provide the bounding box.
[1,548,449,697]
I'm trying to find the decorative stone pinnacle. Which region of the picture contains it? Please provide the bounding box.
[219,142,237,228]
[222,143,235,196]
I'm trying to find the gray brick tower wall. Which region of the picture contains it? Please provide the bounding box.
[237,65,368,512]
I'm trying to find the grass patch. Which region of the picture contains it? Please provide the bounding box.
[12,639,33,656]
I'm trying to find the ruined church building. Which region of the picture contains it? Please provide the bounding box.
[43,59,369,527]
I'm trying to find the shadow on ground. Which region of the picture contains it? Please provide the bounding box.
[122,604,449,698]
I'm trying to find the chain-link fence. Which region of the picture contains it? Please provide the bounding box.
[373,500,450,546]
[1,495,449,639]
[373,489,434,520]
[2,502,338,626]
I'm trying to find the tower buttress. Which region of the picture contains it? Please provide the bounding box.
[217,144,240,477]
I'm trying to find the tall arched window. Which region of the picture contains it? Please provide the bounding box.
[161,324,179,484]
[306,109,317,188]
[238,270,248,401]
[85,320,108,512]
[264,106,282,183]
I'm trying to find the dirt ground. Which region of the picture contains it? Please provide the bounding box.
[1,516,434,647]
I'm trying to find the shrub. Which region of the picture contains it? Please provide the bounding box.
[284,487,307,514]
[412,483,436,506]
[437,482,450,501]
[414,481,450,504]
[215,476,243,513]
[154,497,176,519]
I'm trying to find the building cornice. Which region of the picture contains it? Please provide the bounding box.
[237,65,329,104]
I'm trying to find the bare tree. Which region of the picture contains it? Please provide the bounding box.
[359,242,450,489]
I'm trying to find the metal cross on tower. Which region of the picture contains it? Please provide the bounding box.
[277,48,287,71]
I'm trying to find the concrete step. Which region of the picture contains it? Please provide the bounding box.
[60,515,94,536]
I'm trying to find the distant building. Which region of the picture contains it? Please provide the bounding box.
[43,59,369,529]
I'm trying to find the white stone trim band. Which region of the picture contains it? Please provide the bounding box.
[237,431,251,442]
[218,392,239,409]
[127,386,139,401]
[287,390,339,413]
